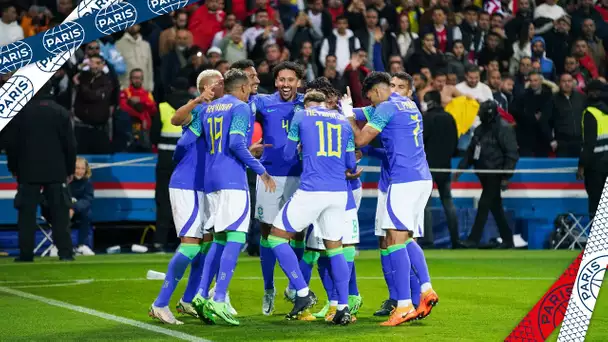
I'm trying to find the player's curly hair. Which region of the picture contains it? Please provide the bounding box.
[305,77,340,99]
[362,71,391,96]
[272,61,305,81]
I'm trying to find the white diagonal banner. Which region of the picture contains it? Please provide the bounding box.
[558,177,608,341]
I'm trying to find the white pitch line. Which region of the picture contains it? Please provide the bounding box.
[0,286,210,342]
[11,280,94,289]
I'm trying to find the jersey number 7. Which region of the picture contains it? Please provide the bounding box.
[315,121,342,158]
[207,117,223,154]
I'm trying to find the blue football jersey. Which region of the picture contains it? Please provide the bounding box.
[169,104,206,191]
[254,92,304,177]
[201,95,251,192]
[366,93,432,184]
[287,106,356,192]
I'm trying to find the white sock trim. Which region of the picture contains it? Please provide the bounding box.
[421,282,432,293]
[397,299,412,308]
[296,287,309,297]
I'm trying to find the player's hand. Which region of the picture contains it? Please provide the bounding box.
[355,149,363,161]
[249,138,272,158]
[197,82,217,103]
[346,168,363,180]
[350,55,362,70]
[341,87,354,118]
[260,172,276,193]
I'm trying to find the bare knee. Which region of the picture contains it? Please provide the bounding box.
[270,226,294,240]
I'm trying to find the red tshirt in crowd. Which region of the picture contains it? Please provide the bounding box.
[189,4,226,52]
[436,27,447,53]
[119,86,157,130]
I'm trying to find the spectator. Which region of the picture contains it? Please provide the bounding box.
[116,25,155,92]
[501,75,515,108]
[596,0,608,22]
[277,0,299,29]
[344,51,371,107]
[565,55,592,93]
[72,55,114,155]
[445,40,471,82]
[5,83,76,262]
[356,8,398,70]
[571,0,607,39]
[323,55,346,93]
[218,23,247,64]
[581,18,606,77]
[0,4,23,46]
[119,68,157,149]
[509,22,534,75]
[513,71,554,157]
[21,5,50,38]
[211,13,237,48]
[541,73,587,157]
[544,15,571,74]
[409,32,444,73]
[50,66,72,111]
[534,0,566,23]
[488,70,508,110]
[455,100,518,249]
[297,41,318,83]
[395,13,418,63]
[55,0,73,21]
[179,47,208,96]
[206,47,223,69]
[161,28,193,95]
[244,9,282,61]
[319,15,361,75]
[531,36,556,81]
[345,0,366,34]
[188,0,225,52]
[422,90,460,248]
[306,0,333,38]
[258,43,283,91]
[505,0,534,44]
[477,32,508,71]
[490,12,504,31]
[284,11,323,60]
[454,6,483,63]
[456,65,494,103]
[513,56,533,97]
[422,7,454,54]
[247,0,277,27]
[70,157,95,256]
[159,11,192,57]
[432,70,466,107]
[369,0,398,33]
[327,0,344,24]
[572,38,600,79]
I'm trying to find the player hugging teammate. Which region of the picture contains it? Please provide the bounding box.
[148,59,439,327]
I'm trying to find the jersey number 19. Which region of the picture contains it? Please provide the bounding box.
[207,117,223,154]
[315,121,342,158]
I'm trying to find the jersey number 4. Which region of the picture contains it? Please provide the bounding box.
[207,117,223,154]
[315,121,342,158]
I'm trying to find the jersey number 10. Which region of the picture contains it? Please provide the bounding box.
[315,121,342,158]
[207,117,223,154]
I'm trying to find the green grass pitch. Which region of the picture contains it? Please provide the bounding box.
[1,250,607,341]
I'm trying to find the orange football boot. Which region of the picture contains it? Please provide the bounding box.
[416,289,439,319]
[380,305,418,326]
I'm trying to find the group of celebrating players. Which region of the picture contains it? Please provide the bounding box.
[147,58,440,328]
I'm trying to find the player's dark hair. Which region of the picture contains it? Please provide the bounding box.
[272,61,305,81]
[224,69,250,93]
[304,90,326,105]
[306,77,339,99]
[391,72,414,88]
[362,71,391,95]
[231,59,255,70]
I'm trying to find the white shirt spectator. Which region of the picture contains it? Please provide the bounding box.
[0,20,23,47]
[212,30,227,48]
[456,81,494,103]
[242,26,279,52]
[115,32,154,91]
[319,29,361,75]
[534,2,566,21]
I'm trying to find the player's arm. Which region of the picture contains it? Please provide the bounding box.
[342,92,381,147]
[360,145,386,159]
[171,85,215,126]
[283,110,302,161]
[229,105,267,175]
[345,127,357,171]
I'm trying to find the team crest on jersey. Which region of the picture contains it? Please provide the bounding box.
[250,101,257,115]
[294,105,303,112]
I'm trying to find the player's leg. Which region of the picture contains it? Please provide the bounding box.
[150,189,201,325]
[380,184,418,327]
[408,231,422,309]
[284,177,305,300]
[374,190,397,316]
[345,187,363,318]
[407,181,439,319]
[319,195,351,325]
[269,190,318,319]
[256,176,285,315]
[204,190,251,326]
[178,233,213,317]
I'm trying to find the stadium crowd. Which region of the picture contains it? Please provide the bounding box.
[1,0,607,157]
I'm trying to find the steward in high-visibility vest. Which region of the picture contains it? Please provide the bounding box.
[579,80,608,219]
[150,78,194,250]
